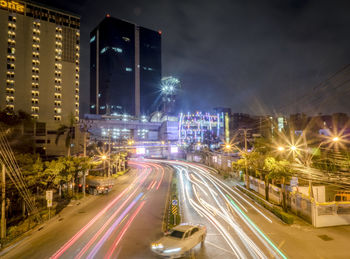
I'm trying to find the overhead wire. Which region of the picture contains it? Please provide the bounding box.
[0,126,40,220]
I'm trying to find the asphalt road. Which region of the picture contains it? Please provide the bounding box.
[156,160,350,259]
[3,159,350,259]
[2,161,172,259]
[158,160,288,259]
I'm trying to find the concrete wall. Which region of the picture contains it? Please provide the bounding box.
[313,203,350,227]
[297,186,325,203]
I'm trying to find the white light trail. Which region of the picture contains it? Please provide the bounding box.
[164,160,286,259]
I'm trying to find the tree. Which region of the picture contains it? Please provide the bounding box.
[0,109,35,153]
[239,150,266,188]
[16,153,43,190]
[265,157,292,211]
[40,160,65,191]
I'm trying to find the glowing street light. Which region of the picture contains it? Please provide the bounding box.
[332,136,339,142]
[277,146,285,151]
[101,155,107,160]
[290,145,297,151]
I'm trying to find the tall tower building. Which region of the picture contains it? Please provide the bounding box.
[0,1,81,155]
[90,16,161,117]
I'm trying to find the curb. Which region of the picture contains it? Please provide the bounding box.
[162,167,172,232]
[236,184,294,224]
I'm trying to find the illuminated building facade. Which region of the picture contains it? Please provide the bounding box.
[0,1,81,155]
[178,112,224,145]
[90,16,161,117]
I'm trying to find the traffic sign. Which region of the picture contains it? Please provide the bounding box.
[47,199,52,208]
[172,205,178,215]
[46,190,53,200]
[172,199,178,206]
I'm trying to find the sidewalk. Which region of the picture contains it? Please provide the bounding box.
[222,177,350,259]
[0,169,137,257]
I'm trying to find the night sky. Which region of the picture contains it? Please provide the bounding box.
[45,0,350,115]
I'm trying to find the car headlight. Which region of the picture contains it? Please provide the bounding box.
[163,248,181,253]
[151,243,164,250]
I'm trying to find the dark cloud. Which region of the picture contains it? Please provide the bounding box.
[46,0,350,115]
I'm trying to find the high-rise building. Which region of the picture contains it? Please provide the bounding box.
[0,1,81,155]
[90,16,161,117]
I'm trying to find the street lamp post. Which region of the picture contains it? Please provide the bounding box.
[1,164,6,240]
[299,135,340,198]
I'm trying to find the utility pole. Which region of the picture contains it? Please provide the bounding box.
[1,164,6,240]
[302,132,314,199]
[82,131,87,197]
[80,121,91,197]
[83,131,87,157]
[240,129,252,189]
[108,131,111,177]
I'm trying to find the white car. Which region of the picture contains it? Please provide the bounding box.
[151,223,206,258]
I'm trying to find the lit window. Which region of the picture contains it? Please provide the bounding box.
[100,47,108,54]
[125,67,132,72]
[112,47,122,53]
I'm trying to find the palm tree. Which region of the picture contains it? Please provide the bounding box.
[55,117,75,157]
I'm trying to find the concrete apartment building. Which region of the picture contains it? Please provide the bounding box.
[0,1,81,156]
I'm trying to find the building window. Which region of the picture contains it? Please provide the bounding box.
[122,36,130,42]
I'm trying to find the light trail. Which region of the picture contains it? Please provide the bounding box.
[186,163,272,223]
[189,162,284,257]
[104,201,146,259]
[155,164,165,190]
[185,164,277,257]
[75,170,150,259]
[150,180,157,190]
[178,166,246,258]
[226,195,287,259]
[86,192,144,259]
[157,160,286,258]
[188,168,266,258]
[51,168,145,259]
[147,180,155,190]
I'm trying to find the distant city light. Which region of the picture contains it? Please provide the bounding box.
[136,147,146,155]
[170,146,179,153]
